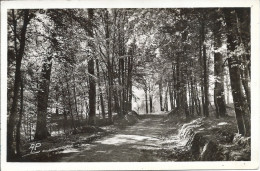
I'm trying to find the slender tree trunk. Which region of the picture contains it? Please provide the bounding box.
[194,78,201,115]
[127,50,133,111]
[180,21,190,118]
[87,9,96,125]
[225,75,230,104]
[172,63,177,109]
[107,70,113,122]
[105,9,113,123]
[183,80,190,118]
[63,109,68,134]
[201,14,209,117]
[190,72,195,116]
[159,79,163,111]
[169,81,174,110]
[176,54,181,110]
[96,60,106,119]
[149,94,153,113]
[199,39,205,115]
[15,77,24,157]
[66,80,77,131]
[7,9,31,160]
[145,87,148,114]
[164,83,168,112]
[73,74,80,121]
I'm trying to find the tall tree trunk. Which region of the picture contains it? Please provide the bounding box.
[164,83,168,112]
[199,37,205,115]
[187,80,193,116]
[169,81,174,110]
[201,13,209,117]
[105,9,113,123]
[66,79,77,131]
[87,9,96,125]
[127,48,133,111]
[194,78,201,115]
[7,9,31,160]
[190,71,195,115]
[235,8,251,78]
[107,70,113,122]
[34,56,52,140]
[172,63,177,109]
[16,77,24,157]
[96,60,106,119]
[73,74,80,121]
[145,86,148,114]
[149,94,153,113]
[35,30,59,140]
[159,78,163,111]
[176,54,181,110]
[234,9,251,112]
[225,75,230,104]
[223,9,250,136]
[180,19,190,118]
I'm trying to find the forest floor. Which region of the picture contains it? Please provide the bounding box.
[20,108,250,162]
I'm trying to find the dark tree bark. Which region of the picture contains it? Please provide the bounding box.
[72,74,80,121]
[194,78,201,115]
[180,17,190,118]
[96,60,106,119]
[149,94,153,113]
[35,30,59,140]
[234,9,251,112]
[189,68,195,115]
[34,56,52,140]
[105,9,113,123]
[172,63,177,109]
[145,85,148,114]
[201,13,209,117]
[15,77,24,157]
[127,46,134,111]
[87,9,96,125]
[164,83,168,112]
[223,9,250,136]
[159,78,164,111]
[66,77,77,131]
[199,35,205,116]
[176,54,181,110]
[7,9,31,160]
[180,54,189,118]
[168,81,174,110]
[235,8,251,78]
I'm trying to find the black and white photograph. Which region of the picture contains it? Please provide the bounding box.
[1,0,259,170]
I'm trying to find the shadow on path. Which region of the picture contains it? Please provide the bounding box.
[57,114,176,162]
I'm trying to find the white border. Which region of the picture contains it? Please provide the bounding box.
[1,0,260,170]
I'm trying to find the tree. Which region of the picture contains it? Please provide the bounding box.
[7,9,33,160]
[199,10,209,117]
[223,8,250,136]
[87,9,96,125]
[34,41,53,140]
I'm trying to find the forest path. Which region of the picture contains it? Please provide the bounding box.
[57,114,176,162]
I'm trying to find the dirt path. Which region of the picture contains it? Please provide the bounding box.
[57,114,177,162]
